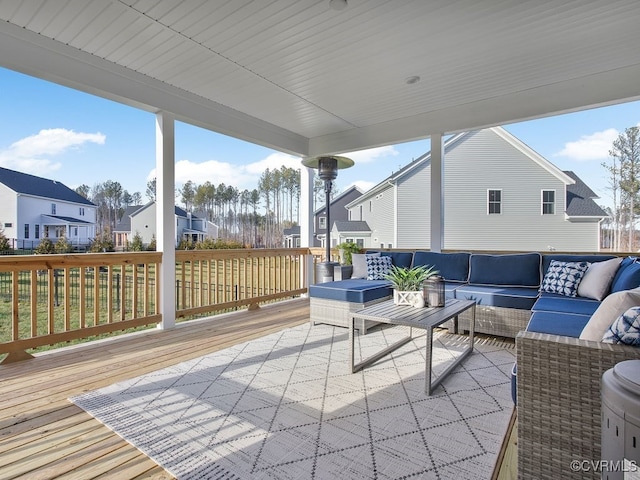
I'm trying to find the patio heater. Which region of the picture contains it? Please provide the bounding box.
[302,155,354,283]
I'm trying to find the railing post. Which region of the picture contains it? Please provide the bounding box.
[115,273,120,311]
[54,270,60,307]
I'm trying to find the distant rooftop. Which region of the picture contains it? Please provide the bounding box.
[0,166,95,206]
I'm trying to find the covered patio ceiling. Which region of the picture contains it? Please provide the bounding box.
[1,0,640,158]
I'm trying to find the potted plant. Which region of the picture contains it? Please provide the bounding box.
[334,241,363,265]
[383,265,438,307]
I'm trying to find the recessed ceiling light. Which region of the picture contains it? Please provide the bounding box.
[329,0,348,11]
[405,75,421,85]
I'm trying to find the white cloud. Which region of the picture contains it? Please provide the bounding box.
[149,152,303,190]
[349,180,376,192]
[340,146,399,164]
[0,128,105,174]
[555,128,619,161]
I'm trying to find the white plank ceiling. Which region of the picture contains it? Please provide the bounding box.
[1,0,639,156]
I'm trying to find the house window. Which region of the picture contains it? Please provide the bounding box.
[318,216,326,229]
[4,222,11,228]
[74,227,78,236]
[488,189,502,214]
[24,224,29,239]
[542,190,555,215]
[51,203,56,215]
[359,205,363,220]
[79,207,85,216]
[356,239,364,247]
[369,201,372,212]
[35,225,40,239]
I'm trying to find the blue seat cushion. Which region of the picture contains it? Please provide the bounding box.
[377,251,414,269]
[469,253,541,287]
[532,293,601,316]
[412,251,470,282]
[309,279,392,304]
[526,310,591,338]
[444,281,464,299]
[455,285,539,310]
[611,257,640,293]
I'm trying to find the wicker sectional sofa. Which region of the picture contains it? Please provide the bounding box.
[309,250,640,479]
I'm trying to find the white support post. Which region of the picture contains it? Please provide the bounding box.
[300,164,315,291]
[430,133,444,253]
[156,111,176,329]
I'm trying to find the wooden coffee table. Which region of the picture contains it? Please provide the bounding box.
[349,298,476,395]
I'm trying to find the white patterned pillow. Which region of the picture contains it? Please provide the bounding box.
[602,306,640,346]
[366,255,392,280]
[540,260,589,297]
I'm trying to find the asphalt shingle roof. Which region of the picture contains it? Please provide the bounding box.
[333,221,371,232]
[564,171,608,217]
[0,166,95,206]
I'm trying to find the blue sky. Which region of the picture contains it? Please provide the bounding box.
[0,67,638,210]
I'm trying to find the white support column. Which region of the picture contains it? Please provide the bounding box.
[430,133,444,253]
[156,111,176,329]
[300,164,315,291]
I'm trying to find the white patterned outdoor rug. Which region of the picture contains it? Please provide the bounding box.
[70,323,515,480]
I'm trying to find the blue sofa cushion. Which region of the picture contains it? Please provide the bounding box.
[379,251,413,269]
[532,293,601,317]
[541,254,617,278]
[412,251,470,282]
[309,279,392,304]
[526,310,591,338]
[611,258,640,293]
[455,285,539,310]
[468,253,541,287]
[540,260,589,297]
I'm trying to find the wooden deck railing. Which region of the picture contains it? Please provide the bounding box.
[0,248,312,363]
[0,252,162,363]
[175,248,308,318]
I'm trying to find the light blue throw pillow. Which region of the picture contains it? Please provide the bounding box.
[602,306,640,346]
[540,260,589,297]
[366,255,392,280]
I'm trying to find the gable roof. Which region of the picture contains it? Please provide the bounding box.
[564,171,608,218]
[0,166,95,206]
[314,185,363,215]
[347,126,580,208]
[333,221,371,233]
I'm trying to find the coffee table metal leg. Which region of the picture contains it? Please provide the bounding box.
[425,305,476,395]
[351,324,412,373]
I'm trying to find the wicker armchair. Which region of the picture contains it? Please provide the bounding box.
[516,331,640,479]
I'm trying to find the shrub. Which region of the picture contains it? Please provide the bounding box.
[54,235,73,254]
[35,238,55,254]
[130,232,144,252]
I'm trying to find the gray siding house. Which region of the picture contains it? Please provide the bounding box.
[314,185,363,248]
[345,127,607,251]
[114,202,218,249]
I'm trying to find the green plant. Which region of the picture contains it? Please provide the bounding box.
[383,265,438,291]
[335,241,362,265]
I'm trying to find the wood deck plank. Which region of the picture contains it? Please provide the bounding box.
[0,298,517,479]
[0,299,309,480]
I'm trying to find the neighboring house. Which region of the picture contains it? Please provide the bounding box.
[345,127,607,251]
[330,220,371,248]
[0,166,96,249]
[114,202,218,249]
[314,185,363,248]
[283,225,300,248]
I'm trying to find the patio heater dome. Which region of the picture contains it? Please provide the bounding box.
[302,155,354,283]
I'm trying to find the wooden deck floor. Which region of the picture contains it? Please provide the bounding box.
[0,298,517,479]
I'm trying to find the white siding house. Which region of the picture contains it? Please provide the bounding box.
[345,127,607,251]
[114,202,218,249]
[0,166,96,249]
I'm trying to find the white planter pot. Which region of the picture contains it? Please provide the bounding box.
[393,290,425,308]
